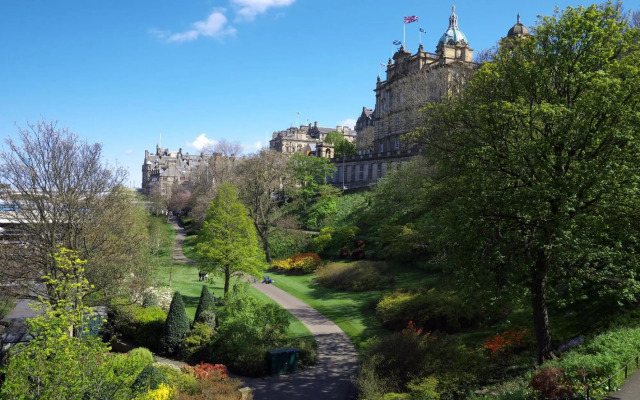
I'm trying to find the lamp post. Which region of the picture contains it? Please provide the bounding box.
[342,152,346,190]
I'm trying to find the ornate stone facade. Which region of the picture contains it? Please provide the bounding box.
[142,146,206,197]
[329,6,479,189]
[269,122,355,158]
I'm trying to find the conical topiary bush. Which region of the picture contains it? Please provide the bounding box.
[160,291,190,355]
[194,285,216,325]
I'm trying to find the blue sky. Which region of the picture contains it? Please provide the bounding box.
[1,0,638,188]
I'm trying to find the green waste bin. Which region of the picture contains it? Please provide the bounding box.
[267,347,299,375]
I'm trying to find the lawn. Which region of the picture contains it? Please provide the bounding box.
[152,223,314,343]
[264,271,387,351]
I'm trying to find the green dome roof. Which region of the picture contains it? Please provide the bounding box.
[438,5,468,46]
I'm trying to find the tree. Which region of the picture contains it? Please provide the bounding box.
[324,131,357,158]
[160,291,190,355]
[415,3,640,363]
[0,121,149,303]
[0,248,148,400]
[193,285,215,325]
[288,154,337,204]
[236,149,290,263]
[196,183,264,295]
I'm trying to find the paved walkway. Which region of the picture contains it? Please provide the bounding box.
[169,217,359,400]
[603,367,640,399]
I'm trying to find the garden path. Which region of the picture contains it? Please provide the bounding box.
[604,369,640,400]
[169,217,358,400]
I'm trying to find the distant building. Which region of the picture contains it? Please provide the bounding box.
[141,145,206,198]
[330,7,528,189]
[269,122,356,158]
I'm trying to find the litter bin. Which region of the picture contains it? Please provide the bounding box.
[267,347,299,375]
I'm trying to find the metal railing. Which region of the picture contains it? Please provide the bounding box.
[585,354,640,399]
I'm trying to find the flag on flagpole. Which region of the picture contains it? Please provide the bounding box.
[393,40,402,46]
[404,15,418,23]
[380,62,386,67]
[419,27,426,33]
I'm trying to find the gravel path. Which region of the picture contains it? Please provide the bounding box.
[169,217,358,400]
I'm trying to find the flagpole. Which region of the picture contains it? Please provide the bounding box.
[403,22,406,47]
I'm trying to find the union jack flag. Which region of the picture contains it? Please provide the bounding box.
[404,15,418,23]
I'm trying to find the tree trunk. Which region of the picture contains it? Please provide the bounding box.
[531,253,553,364]
[224,265,230,295]
[261,233,272,264]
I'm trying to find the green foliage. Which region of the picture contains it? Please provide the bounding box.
[0,249,111,400]
[0,295,14,320]
[311,227,335,253]
[154,364,199,396]
[160,292,190,355]
[210,285,290,376]
[183,322,215,361]
[316,261,392,292]
[131,365,168,394]
[359,327,487,400]
[375,289,482,333]
[413,3,640,362]
[267,228,311,260]
[288,154,337,203]
[193,285,215,326]
[111,303,167,350]
[541,326,640,397]
[196,182,264,295]
[304,196,337,230]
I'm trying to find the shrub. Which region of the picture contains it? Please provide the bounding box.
[210,286,289,376]
[111,302,167,350]
[174,365,247,400]
[530,366,573,399]
[135,383,176,400]
[311,227,335,253]
[268,227,311,260]
[291,337,317,367]
[160,292,190,356]
[316,260,391,292]
[132,365,168,394]
[539,326,640,396]
[193,285,215,326]
[183,322,214,361]
[375,288,482,333]
[197,310,216,330]
[154,364,199,395]
[270,253,322,275]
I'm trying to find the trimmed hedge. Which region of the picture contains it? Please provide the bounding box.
[160,292,190,356]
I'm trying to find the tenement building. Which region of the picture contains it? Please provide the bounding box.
[269,122,356,158]
[142,146,206,198]
[328,8,527,189]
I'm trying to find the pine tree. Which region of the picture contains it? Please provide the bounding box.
[160,291,190,355]
[193,285,215,325]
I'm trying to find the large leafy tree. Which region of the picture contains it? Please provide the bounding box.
[288,154,337,204]
[236,149,290,263]
[415,3,640,363]
[196,182,263,294]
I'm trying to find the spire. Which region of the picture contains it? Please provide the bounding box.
[449,5,458,29]
[517,13,521,24]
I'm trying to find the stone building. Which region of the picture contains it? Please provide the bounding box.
[328,8,528,189]
[141,146,206,198]
[269,122,355,158]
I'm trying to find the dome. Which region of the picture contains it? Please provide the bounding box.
[507,14,529,38]
[438,5,468,46]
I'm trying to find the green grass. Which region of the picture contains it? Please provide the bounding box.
[151,222,314,343]
[265,271,387,351]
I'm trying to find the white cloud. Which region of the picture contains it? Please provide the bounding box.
[161,11,236,42]
[339,118,356,129]
[125,149,133,154]
[242,141,264,151]
[187,134,218,151]
[231,0,296,20]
